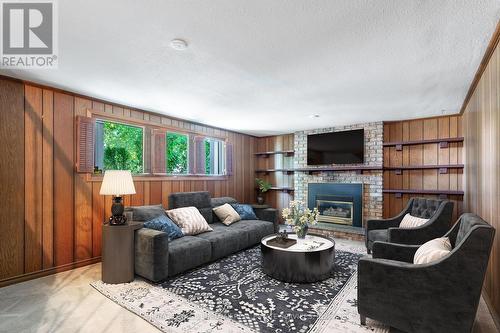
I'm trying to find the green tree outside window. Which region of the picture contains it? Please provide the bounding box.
[103,121,143,173]
[166,133,188,174]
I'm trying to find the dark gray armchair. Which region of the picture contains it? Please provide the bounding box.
[366,197,454,253]
[358,213,495,333]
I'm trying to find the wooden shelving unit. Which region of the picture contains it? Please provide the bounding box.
[383,137,464,150]
[384,164,464,174]
[295,165,383,174]
[254,150,294,157]
[255,169,295,174]
[383,189,464,198]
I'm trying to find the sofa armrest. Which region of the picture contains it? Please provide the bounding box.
[254,207,279,232]
[134,228,169,282]
[372,241,419,263]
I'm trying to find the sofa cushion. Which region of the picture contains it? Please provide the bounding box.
[228,220,274,246]
[231,203,258,220]
[367,229,388,249]
[213,203,241,225]
[399,213,429,229]
[168,236,212,277]
[169,191,213,223]
[167,207,213,235]
[129,204,165,222]
[196,227,248,260]
[211,197,238,223]
[144,214,183,241]
[414,237,451,264]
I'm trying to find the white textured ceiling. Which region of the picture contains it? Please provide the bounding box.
[2,0,499,136]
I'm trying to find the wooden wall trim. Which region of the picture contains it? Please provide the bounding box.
[460,20,500,114]
[0,257,101,288]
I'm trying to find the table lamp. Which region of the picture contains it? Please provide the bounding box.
[99,170,136,225]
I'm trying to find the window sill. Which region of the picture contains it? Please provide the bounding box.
[86,173,229,182]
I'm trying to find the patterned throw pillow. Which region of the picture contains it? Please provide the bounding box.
[213,203,241,226]
[231,203,258,220]
[414,237,452,264]
[144,214,183,241]
[399,213,429,229]
[166,207,213,235]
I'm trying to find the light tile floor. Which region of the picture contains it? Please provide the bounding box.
[0,261,497,333]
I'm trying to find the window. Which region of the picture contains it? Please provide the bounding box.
[205,138,226,175]
[94,120,144,174]
[166,132,188,174]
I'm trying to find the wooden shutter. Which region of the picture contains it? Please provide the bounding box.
[76,116,96,173]
[194,136,206,174]
[226,142,233,176]
[151,129,166,174]
[188,134,195,174]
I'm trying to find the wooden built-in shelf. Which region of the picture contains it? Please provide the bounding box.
[257,187,294,193]
[254,150,294,157]
[295,165,383,175]
[255,169,294,174]
[384,164,464,174]
[383,189,464,198]
[383,137,464,150]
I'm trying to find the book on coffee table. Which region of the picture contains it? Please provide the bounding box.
[266,237,297,249]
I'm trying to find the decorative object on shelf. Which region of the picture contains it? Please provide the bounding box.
[99,170,136,225]
[282,200,319,239]
[255,177,271,205]
[93,166,103,174]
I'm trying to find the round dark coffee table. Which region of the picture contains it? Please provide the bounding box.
[260,233,335,283]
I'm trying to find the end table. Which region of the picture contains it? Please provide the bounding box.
[102,222,142,284]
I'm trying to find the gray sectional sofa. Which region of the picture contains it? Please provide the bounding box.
[129,191,279,282]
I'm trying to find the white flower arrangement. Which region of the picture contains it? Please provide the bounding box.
[282,200,319,233]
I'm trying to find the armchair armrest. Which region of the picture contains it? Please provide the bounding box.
[371,241,419,263]
[254,207,279,232]
[134,228,169,282]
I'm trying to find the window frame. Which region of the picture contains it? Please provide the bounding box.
[94,118,146,175]
[165,131,190,176]
[84,109,229,182]
[204,136,226,176]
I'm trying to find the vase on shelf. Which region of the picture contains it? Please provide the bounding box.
[257,194,265,205]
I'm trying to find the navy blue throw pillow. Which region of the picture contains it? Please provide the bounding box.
[231,204,258,220]
[144,214,183,240]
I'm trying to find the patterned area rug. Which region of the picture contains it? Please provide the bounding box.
[91,240,388,333]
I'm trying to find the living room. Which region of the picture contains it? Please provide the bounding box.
[0,1,499,332]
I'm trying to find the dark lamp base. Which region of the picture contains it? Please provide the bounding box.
[108,196,127,225]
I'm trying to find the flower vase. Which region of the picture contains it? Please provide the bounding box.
[295,224,309,239]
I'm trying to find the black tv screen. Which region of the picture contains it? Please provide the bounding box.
[307,129,364,165]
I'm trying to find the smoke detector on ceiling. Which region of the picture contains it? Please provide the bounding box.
[309,114,320,118]
[170,39,188,51]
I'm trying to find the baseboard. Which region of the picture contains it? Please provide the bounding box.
[482,290,500,331]
[0,257,101,288]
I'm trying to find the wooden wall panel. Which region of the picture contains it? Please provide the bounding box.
[0,79,24,280]
[24,85,43,273]
[0,76,257,286]
[53,92,74,266]
[462,40,500,320]
[383,116,464,222]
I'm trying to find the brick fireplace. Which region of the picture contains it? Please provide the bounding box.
[294,122,383,230]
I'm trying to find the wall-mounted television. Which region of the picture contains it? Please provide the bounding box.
[307,129,364,165]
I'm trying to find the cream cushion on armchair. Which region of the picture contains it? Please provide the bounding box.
[413,237,451,264]
[399,213,429,229]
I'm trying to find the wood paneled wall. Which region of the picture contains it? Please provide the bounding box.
[462,40,500,320]
[255,135,294,220]
[383,116,464,222]
[0,77,256,286]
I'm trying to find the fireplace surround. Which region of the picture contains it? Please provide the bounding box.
[308,183,363,228]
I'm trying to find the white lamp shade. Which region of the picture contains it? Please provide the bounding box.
[99,170,136,196]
